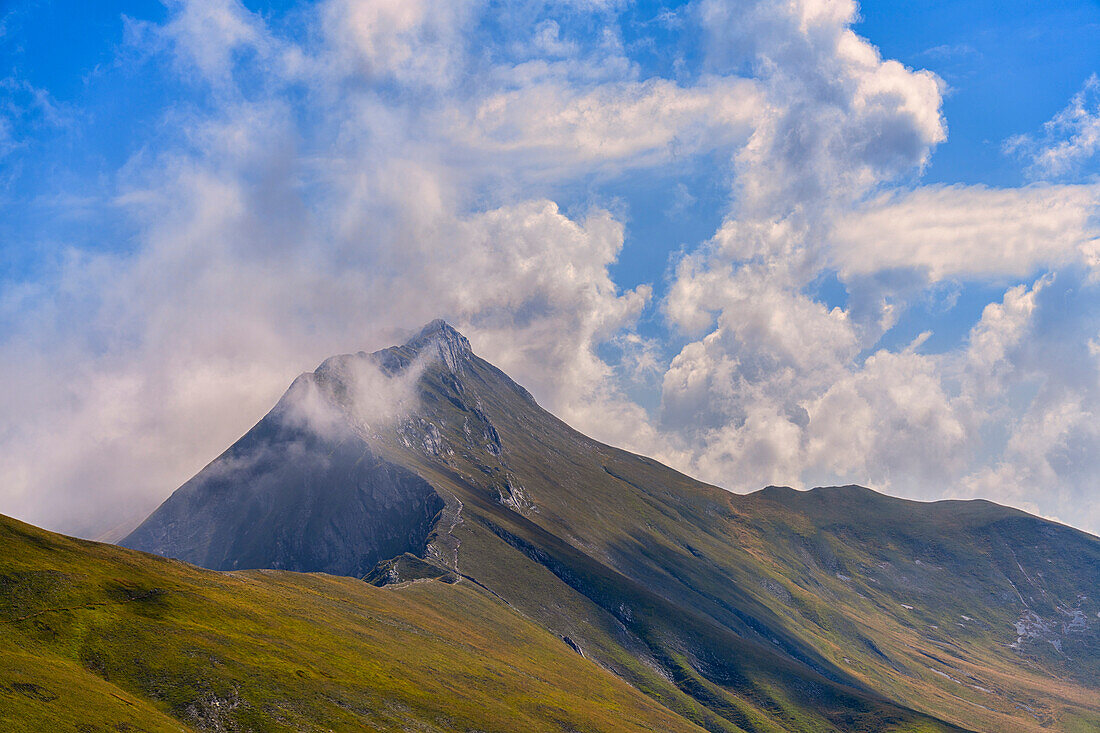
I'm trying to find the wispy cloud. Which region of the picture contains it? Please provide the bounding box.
[1006,74,1100,179]
[918,43,979,61]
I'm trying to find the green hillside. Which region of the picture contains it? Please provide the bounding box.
[350,323,1099,732]
[0,512,703,732]
[732,486,1100,731]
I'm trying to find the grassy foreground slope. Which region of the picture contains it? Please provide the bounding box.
[0,512,704,733]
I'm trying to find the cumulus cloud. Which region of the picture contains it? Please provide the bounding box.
[804,343,969,489]
[657,0,951,486]
[963,394,1100,529]
[3,0,1100,539]
[659,271,1073,505]
[700,0,945,217]
[963,275,1052,384]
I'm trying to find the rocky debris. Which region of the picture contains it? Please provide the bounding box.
[364,554,458,587]
[497,475,535,514]
[760,577,793,605]
[425,493,464,571]
[1011,598,1092,654]
[1059,604,1089,634]
[399,417,452,459]
[561,636,584,656]
[1012,610,1062,652]
[469,400,503,457]
[182,687,245,732]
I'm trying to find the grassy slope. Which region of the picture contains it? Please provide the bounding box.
[355,348,968,733]
[0,512,705,733]
[369,346,1098,733]
[732,487,1100,732]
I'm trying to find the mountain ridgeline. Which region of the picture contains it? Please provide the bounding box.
[21,320,1100,731]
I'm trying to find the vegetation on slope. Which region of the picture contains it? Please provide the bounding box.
[363,323,1099,732]
[0,512,706,732]
[96,321,1100,732]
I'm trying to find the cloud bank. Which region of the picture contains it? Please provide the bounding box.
[2,0,1099,537]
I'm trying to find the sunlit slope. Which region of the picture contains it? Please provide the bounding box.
[428,351,1100,732]
[0,513,705,733]
[120,321,1099,731]
[733,486,1100,732]
[369,323,1099,732]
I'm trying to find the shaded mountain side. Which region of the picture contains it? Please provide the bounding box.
[0,513,707,733]
[121,382,445,577]
[122,320,1100,732]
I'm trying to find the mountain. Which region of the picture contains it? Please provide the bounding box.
[9,320,1098,732]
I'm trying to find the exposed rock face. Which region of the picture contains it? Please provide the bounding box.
[121,409,444,576]
[404,318,472,374]
[364,553,459,586]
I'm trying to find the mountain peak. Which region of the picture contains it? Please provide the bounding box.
[403,319,471,373]
[409,319,467,345]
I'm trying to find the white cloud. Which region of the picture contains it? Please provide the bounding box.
[964,275,1051,381]
[4,0,1100,541]
[804,344,969,489]
[963,395,1100,530]
[450,76,765,174]
[658,273,1066,502]
[657,0,956,491]
[956,272,1100,530]
[1006,75,1100,179]
[832,184,1100,280]
[321,0,479,88]
[699,0,945,217]
[162,0,270,84]
[280,351,431,440]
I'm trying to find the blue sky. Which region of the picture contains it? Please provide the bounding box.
[1,0,1099,537]
[862,1,1100,184]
